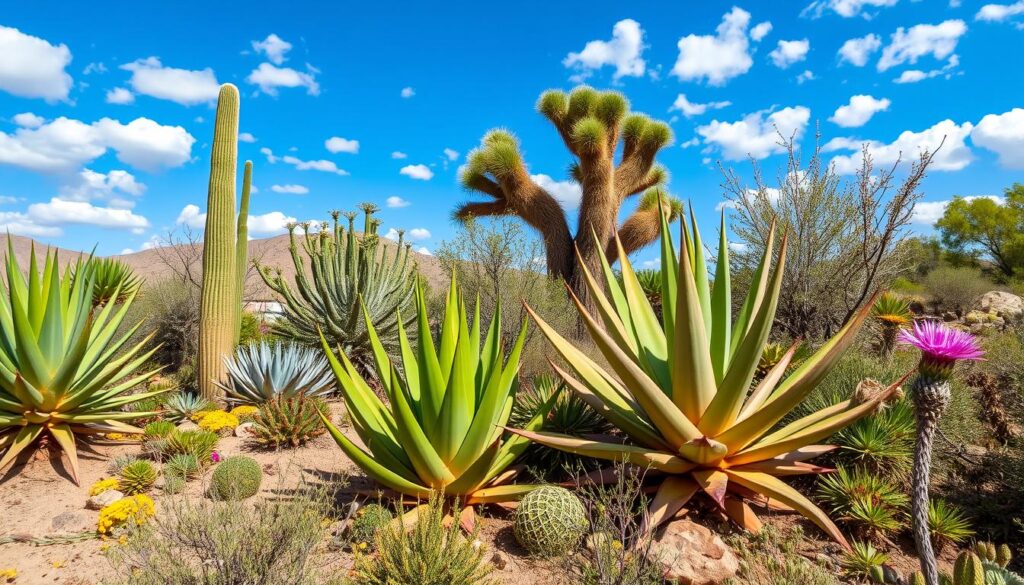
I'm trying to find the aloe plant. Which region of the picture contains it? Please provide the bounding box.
[511,206,903,547]
[215,341,334,405]
[0,246,162,484]
[321,277,554,528]
[73,257,142,307]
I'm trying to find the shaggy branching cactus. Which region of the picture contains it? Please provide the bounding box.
[257,206,416,376]
[457,86,682,309]
[513,486,588,557]
[215,341,334,405]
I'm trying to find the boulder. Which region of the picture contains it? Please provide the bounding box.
[86,489,124,510]
[647,519,740,585]
[234,422,255,438]
[176,420,200,432]
[51,510,87,531]
[979,291,1024,320]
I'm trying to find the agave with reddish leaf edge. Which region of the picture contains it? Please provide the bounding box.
[509,205,905,548]
[320,276,556,529]
[0,245,163,484]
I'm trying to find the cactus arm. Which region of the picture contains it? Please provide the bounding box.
[233,160,251,344]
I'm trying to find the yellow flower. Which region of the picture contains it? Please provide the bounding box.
[195,410,239,434]
[0,568,15,582]
[357,542,367,550]
[229,405,259,421]
[89,477,121,496]
[50,560,64,569]
[612,540,623,550]
[104,432,142,442]
[97,494,155,535]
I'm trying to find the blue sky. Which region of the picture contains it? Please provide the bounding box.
[0,1,1022,261]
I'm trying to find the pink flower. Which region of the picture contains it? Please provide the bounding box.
[899,320,984,378]
[211,451,221,464]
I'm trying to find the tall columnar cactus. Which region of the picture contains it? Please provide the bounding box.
[198,84,242,401]
[256,205,416,375]
[234,160,252,344]
[898,322,984,585]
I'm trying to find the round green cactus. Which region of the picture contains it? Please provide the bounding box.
[118,460,157,495]
[209,456,262,501]
[348,503,394,550]
[513,486,588,557]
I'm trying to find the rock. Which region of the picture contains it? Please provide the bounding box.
[86,489,124,510]
[234,422,255,438]
[647,519,740,585]
[942,311,959,322]
[978,291,1024,320]
[176,420,200,432]
[51,511,85,531]
[491,550,509,570]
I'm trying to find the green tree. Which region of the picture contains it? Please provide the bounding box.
[936,183,1024,279]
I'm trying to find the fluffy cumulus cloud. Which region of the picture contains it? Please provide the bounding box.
[877,20,966,71]
[384,227,430,241]
[415,247,432,256]
[563,19,646,81]
[12,112,44,128]
[838,34,882,66]
[238,132,256,143]
[270,184,309,194]
[400,164,433,181]
[386,196,410,208]
[830,95,891,127]
[971,108,1024,169]
[177,204,295,235]
[803,0,899,18]
[893,55,960,83]
[325,136,359,154]
[26,198,149,233]
[697,106,811,160]
[443,148,459,161]
[750,21,773,41]
[976,1,1024,23]
[60,168,145,207]
[0,25,73,101]
[672,7,756,86]
[120,57,220,106]
[261,147,348,175]
[391,151,408,159]
[247,63,319,96]
[401,87,415,98]
[0,115,194,174]
[105,87,134,105]
[251,34,292,65]
[532,173,583,210]
[769,39,810,68]
[826,119,974,174]
[669,94,731,118]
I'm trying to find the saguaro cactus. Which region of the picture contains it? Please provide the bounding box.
[198,84,246,401]
[234,160,252,343]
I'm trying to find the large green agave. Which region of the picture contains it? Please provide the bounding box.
[321,277,555,527]
[511,207,904,547]
[0,246,162,483]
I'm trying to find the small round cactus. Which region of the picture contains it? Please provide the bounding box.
[513,486,588,557]
[209,456,262,500]
[348,503,394,550]
[118,460,157,495]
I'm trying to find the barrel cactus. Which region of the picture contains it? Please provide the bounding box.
[209,455,262,500]
[513,486,588,557]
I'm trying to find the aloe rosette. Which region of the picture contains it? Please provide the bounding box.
[0,246,163,484]
[511,208,903,547]
[320,277,554,527]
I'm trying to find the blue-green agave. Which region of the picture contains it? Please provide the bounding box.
[215,341,334,405]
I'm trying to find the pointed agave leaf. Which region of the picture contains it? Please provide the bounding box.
[0,424,43,472]
[48,423,80,484]
[612,239,668,388]
[692,469,729,509]
[414,285,445,435]
[670,224,717,421]
[386,367,454,488]
[575,249,637,358]
[434,299,475,463]
[658,201,678,357]
[727,460,832,476]
[709,213,732,383]
[506,429,695,473]
[466,484,538,504]
[641,476,699,534]
[688,205,712,334]
[320,414,430,496]
[723,497,762,533]
[730,221,776,356]
[737,340,801,421]
[445,438,501,495]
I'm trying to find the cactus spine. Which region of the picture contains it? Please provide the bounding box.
[234,160,251,344]
[198,84,240,401]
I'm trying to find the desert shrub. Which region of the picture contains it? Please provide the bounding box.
[209,456,262,501]
[921,266,994,316]
[126,278,200,386]
[725,524,840,585]
[108,486,331,584]
[238,311,271,346]
[352,494,493,585]
[248,395,327,449]
[346,503,393,552]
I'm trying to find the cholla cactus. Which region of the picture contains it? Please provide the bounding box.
[256,206,415,376]
[513,486,588,557]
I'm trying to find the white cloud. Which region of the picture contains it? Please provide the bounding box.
[0,212,61,237]
[386,196,410,208]
[563,19,646,81]
[672,7,754,86]
[270,184,309,194]
[259,147,278,163]
[0,25,73,101]
[325,136,359,154]
[680,137,700,148]
[12,112,44,128]
[120,57,220,106]
[838,34,882,67]
[391,151,408,159]
[82,62,107,75]
[238,132,256,143]
[803,0,899,18]
[27,197,150,233]
[976,1,1024,22]
[415,246,432,256]
[247,63,319,96]
[408,228,431,240]
[877,20,966,71]
[892,54,960,83]
[400,164,433,180]
[282,155,347,175]
[0,116,194,174]
[669,94,731,118]
[60,168,145,205]
[750,21,773,41]
[796,70,816,84]
[912,195,1004,225]
[827,119,974,174]
[401,87,415,98]
[532,173,583,210]
[697,106,811,160]
[251,34,292,65]
[247,210,297,235]
[830,95,891,127]
[769,39,810,68]
[972,108,1024,169]
[176,204,205,228]
[105,87,135,105]
[443,148,459,161]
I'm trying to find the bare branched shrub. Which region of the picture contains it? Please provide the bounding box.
[722,131,936,338]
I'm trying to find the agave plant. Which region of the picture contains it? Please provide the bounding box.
[214,341,334,405]
[163,391,210,423]
[321,277,554,528]
[73,257,142,307]
[511,208,904,546]
[871,292,913,358]
[257,206,416,376]
[0,245,162,484]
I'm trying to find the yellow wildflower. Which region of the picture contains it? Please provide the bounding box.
[195,410,239,435]
[0,568,15,583]
[229,405,259,422]
[612,540,623,550]
[50,560,64,569]
[358,542,367,550]
[89,477,121,496]
[97,494,155,535]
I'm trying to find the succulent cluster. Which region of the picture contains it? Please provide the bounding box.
[72,257,142,307]
[118,460,157,495]
[513,486,588,557]
[249,395,327,448]
[216,341,334,405]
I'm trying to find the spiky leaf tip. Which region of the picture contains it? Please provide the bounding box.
[566,86,599,121]
[484,140,523,179]
[483,128,518,149]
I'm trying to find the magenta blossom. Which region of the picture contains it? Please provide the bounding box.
[211,451,221,464]
[899,320,984,378]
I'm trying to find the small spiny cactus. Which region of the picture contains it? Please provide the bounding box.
[512,486,588,557]
[953,551,985,585]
